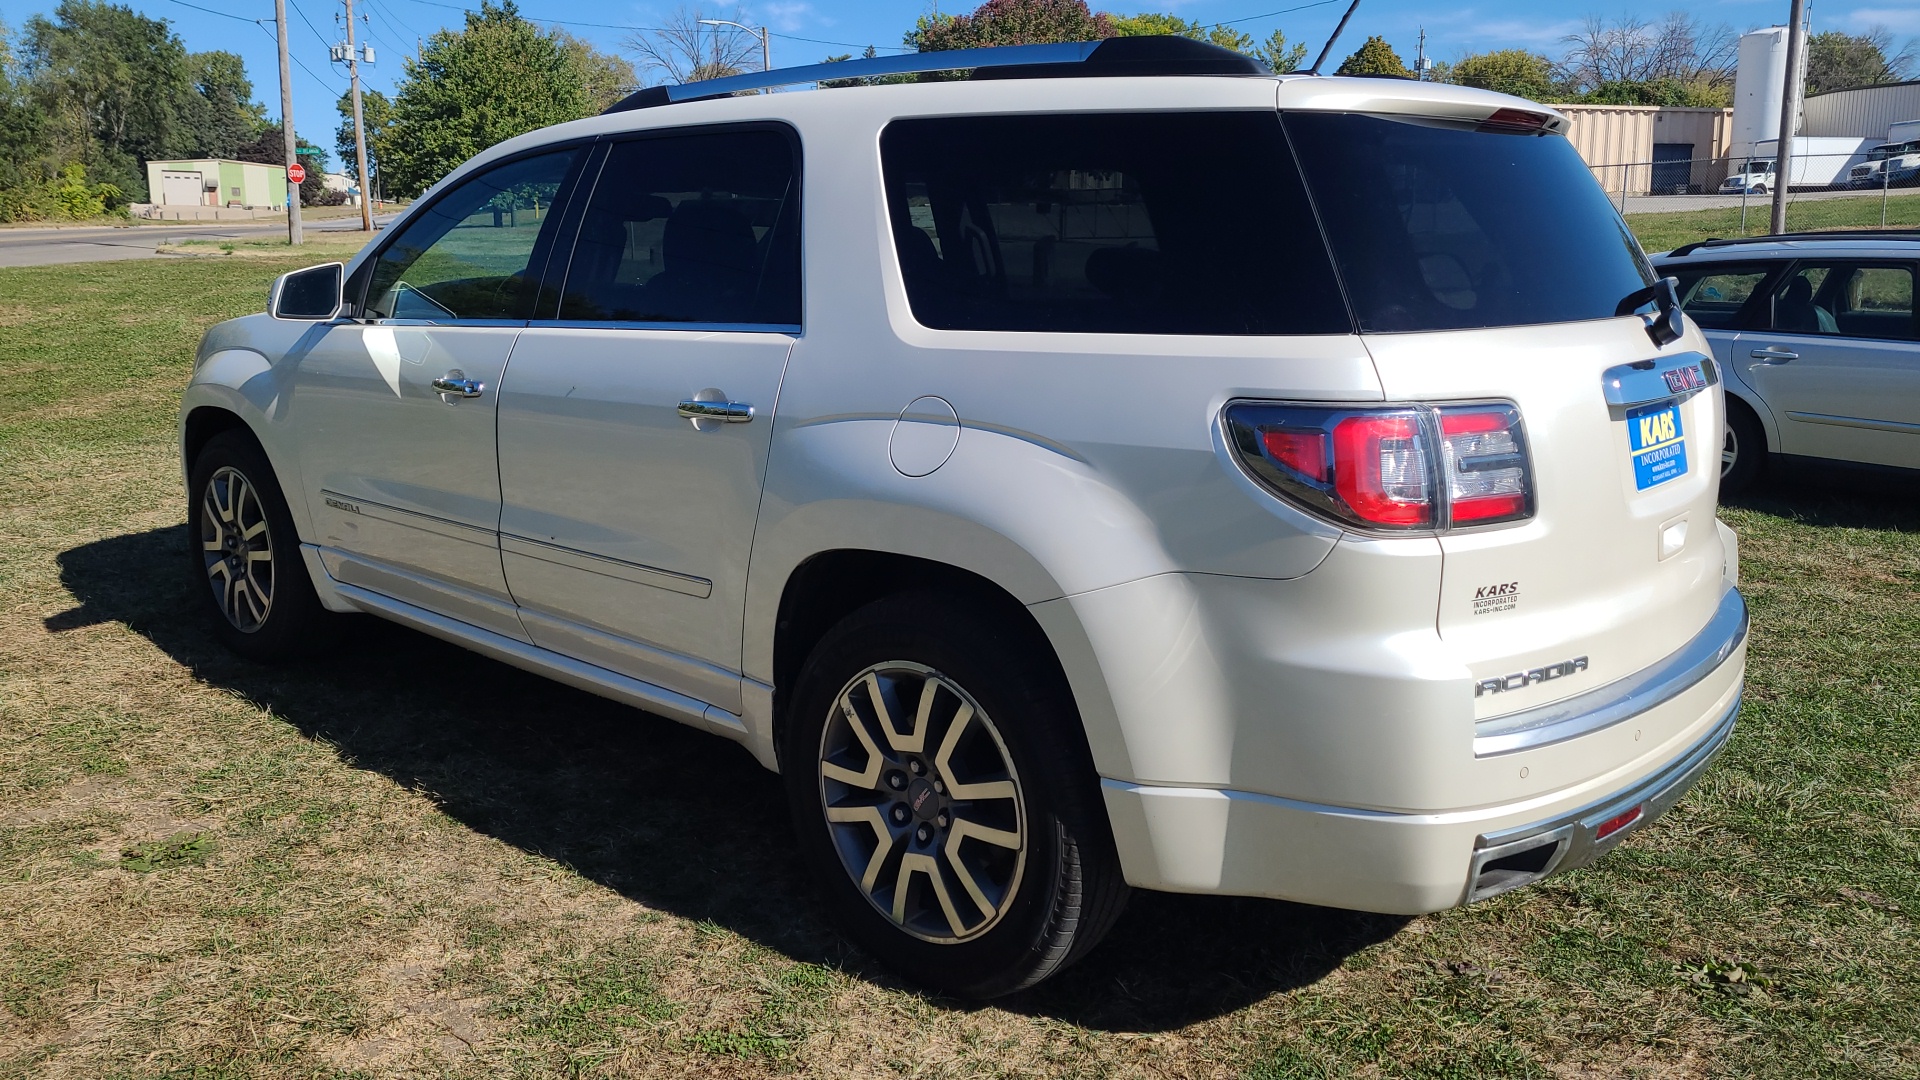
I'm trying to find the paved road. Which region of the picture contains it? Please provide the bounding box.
[0,216,395,268]
[1619,187,1905,215]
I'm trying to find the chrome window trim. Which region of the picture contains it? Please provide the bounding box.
[1473,583,1747,758]
[500,533,713,599]
[524,319,802,335]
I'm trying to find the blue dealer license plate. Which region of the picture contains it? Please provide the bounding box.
[1628,402,1687,490]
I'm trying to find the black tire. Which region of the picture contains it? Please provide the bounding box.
[783,592,1128,998]
[1719,396,1766,498]
[186,430,338,660]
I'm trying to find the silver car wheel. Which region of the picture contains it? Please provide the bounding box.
[1721,424,1739,476]
[817,662,1027,944]
[200,465,275,633]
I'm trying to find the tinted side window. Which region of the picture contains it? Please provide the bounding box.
[1287,112,1654,333]
[555,129,800,325]
[1672,263,1773,330]
[1769,263,1916,340]
[365,149,583,321]
[879,112,1349,335]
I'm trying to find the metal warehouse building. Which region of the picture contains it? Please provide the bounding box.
[144,159,288,210]
[1801,80,1920,140]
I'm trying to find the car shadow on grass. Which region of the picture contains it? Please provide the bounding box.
[1725,468,1920,532]
[49,524,1402,1031]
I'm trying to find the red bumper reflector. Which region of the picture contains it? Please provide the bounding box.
[1595,805,1644,841]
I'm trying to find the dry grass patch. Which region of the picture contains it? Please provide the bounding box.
[0,254,1916,1079]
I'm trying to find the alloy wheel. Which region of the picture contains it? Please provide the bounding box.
[1721,424,1739,477]
[817,662,1027,944]
[199,465,275,632]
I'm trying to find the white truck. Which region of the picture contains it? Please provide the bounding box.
[1848,125,1920,189]
[1747,136,1876,190]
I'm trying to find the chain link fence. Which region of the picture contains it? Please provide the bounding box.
[1586,149,1919,230]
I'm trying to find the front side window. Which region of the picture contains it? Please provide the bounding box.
[1672,263,1774,330]
[879,112,1349,335]
[1287,112,1655,333]
[363,148,584,322]
[553,128,800,325]
[1768,262,1916,340]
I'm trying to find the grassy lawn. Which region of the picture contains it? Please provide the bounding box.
[1,239,1917,1078]
[1630,190,1920,253]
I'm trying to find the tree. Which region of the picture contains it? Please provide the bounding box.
[1449,49,1556,100]
[1557,13,1736,97]
[381,1,594,198]
[555,29,636,111]
[913,0,1113,52]
[181,50,262,161]
[624,7,761,85]
[336,87,392,190]
[1578,77,1726,108]
[0,20,52,197]
[1336,35,1408,77]
[1256,29,1306,74]
[1805,28,1916,95]
[20,1,197,200]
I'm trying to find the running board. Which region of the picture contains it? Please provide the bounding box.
[333,581,750,742]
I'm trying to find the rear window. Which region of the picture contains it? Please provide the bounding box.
[1285,112,1654,333]
[878,112,1349,335]
[1671,263,1774,330]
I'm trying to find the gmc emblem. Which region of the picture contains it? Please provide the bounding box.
[1661,365,1705,394]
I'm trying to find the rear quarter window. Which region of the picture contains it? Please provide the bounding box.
[878,112,1350,336]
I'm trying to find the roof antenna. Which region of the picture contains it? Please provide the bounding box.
[1307,0,1364,75]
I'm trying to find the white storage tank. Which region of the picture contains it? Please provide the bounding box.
[1731,28,1792,165]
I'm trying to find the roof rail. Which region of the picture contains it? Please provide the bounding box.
[604,36,1270,114]
[1666,229,1920,258]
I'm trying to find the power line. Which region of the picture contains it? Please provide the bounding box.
[252,20,347,92]
[285,0,337,55]
[159,0,259,22]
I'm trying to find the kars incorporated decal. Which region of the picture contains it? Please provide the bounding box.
[1472,581,1519,615]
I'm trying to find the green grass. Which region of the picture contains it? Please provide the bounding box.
[0,247,1916,1078]
[1627,190,1920,253]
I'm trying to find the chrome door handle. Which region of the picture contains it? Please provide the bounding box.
[677,399,754,423]
[431,371,485,398]
[1749,347,1798,363]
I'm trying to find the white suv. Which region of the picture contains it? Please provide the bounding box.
[180,37,1747,997]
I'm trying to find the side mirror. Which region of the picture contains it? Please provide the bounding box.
[270,262,345,320]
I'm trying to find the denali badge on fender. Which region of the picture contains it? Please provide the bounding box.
[1476,657,1589,697]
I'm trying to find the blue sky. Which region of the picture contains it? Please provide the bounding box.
[4,0,1915,171]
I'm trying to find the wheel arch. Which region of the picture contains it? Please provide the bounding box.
[770,549,1080,760]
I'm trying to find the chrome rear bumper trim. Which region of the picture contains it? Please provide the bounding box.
[1467,690,1739,903]
[1474,583,1747,758]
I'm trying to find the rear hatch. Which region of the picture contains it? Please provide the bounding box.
[1285,110,1728,720]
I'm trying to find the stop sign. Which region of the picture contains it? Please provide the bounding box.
[288,163,306,184]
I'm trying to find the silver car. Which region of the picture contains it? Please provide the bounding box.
[1655,232,1920,493]
[181,37,1747,996]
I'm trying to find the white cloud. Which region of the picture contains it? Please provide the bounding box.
[1437,18,1583,47]
[755,1,823,33]
[1844,7,1920,34]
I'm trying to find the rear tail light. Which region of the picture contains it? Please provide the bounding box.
[1224,402,1533,532]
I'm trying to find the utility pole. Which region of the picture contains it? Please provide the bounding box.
[698,18,770,87]
[1415,27,1425,81]
[1770,0,1807,235]
[274,0,302,245]
[342,0,374,232]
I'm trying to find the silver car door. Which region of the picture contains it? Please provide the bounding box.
[495,127,801,713]
[291,147,589,639]
[1739,260,1920,469]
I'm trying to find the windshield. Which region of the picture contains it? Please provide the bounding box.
[1285,112,1654,333]
[1742,161,1772,174]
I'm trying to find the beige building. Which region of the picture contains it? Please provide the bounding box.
[145,159,288,209]
[1555,105,1736,195]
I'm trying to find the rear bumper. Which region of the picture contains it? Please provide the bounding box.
[1098,587,1745,913]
